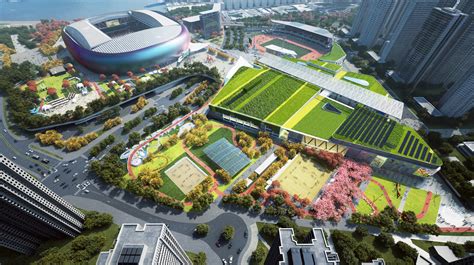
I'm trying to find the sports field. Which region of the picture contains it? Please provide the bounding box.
[262,38,311,58]
[165,157,208,194]
[278,155,332,200]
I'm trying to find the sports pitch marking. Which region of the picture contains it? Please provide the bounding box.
[164,157,208,194]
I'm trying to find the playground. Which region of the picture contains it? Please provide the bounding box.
[357,176,441,224]
[165,157,208,194]
[278,155,332,201]
[252,34,323,61]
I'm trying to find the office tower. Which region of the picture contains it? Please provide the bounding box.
[350,0,395,48]
[420,1,474,88]
[379,0,456,64]
[0,154,84,254]
[438,66,474,117]
[264,228,340,265]
[98,223,192,265]
[397,7,467,85]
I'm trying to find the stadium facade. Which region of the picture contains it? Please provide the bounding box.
[63,10,191,74]
[271,20,334,51]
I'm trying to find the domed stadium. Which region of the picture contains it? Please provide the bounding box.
[62,10,190,74]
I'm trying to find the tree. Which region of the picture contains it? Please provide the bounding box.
[354,226,369,237]
[438,142,454,155]
[99,73,106,80]
[353,242,379,262]
[447,242,465,258]
[232,179,247,194]
[221,225,235,241]
[216,169,232,184]
[189,252,206,265]
[395,241,418,261]
[62,79,70,89]
[83,211,113,230]
[127,132,141,147]
[376,232,394,248]
[260,223,278,238]
[250,243,267,264]
[195,224,209,236]
[70,234,106,263]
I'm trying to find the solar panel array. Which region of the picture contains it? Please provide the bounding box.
[118,246,143,265]
[398,131,437,164]
[335,108,395,148]
[203,138,251,176]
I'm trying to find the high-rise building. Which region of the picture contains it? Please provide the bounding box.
[397,7,467,85]
[264,227,340,265]
[350,0,395,48]
[419,1,474,88]
[98,223,192,265]
[379,0,456,64]
[438,66,474,117]
[183,3,221,39]
[0,154,84,254]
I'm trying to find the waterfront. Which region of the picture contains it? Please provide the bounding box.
[0,0,166,21]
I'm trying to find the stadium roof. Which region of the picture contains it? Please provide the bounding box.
[265,44,298,57]
[203,138,250,176]
[65,10,181,53]
[271,19,333,39]
[258,54,404,119]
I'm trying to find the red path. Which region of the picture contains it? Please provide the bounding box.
[416,191,433,219]
[91,82,104,98]
[370,179,395,208]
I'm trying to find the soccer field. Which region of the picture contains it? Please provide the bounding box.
[262,38,311,58]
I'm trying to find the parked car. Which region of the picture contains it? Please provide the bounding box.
[32,155,40,160]
[41,158,50,164]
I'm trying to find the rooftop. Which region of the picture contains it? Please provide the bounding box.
[258,54,404,119]
[271,19,334,39]
[278,228,339,265]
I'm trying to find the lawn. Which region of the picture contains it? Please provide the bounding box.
[212,67,265,105]
[265,83,319,125]
[262,38,311,57]
[356,199,374,214]
[403,188,429,215]
[411,239,447,253]
[190,127,233,171]
[278,155,332,200]
[405,190,440,225]
[331,230,409,264]
[358,176,407,213]
[342,72,389,96]
[0,224,120,265]
[23,73,80,101]
[291,97,352,140]
[309,60,342,72]
[238,75,304,119]
[319,43,346,62]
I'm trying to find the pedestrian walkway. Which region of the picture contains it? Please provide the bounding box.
[241,223,259,264]
[398,187,410,212]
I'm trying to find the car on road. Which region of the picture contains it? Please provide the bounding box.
[237,248,241,254]
[216,242,221,248]
[244,232,248,238]
[62,184,68,189]
[84,190,89,194]
[41,158,50,164]
[3,129,6,133]
[12,156,17,160]
[71,160,77,164]
[32,155,40,160]
[25,152,30,156]
[229,256,233,264]
[54,178,60,183]
[228,243,232,249]
[66,169,72,174]
[73,173,78,177]
[28,149,33,153]
[62,163,69,167]
[72,177,77,182]
[222,259,227,265]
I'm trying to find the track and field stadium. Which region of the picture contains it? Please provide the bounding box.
[62,10,190,73]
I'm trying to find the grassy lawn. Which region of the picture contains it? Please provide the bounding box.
[262,38,311,57]
[411,239,447,253]
[0,224,119,265]
[359,176,407,213]
[342,72,389,96]
[212,67,265,105]
[403,188,429,216]
[309,60,342,72]
[319,43,346,62]
[357,198,374,214]
[265,83,319,125]
[291,97,352,140]
[22,73,79,101]
[332,230,408,264]
[417,193,441,225]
